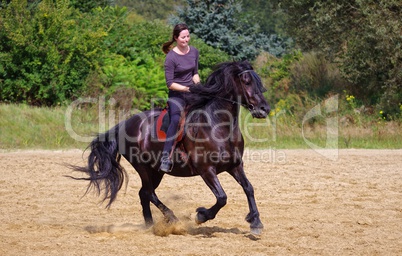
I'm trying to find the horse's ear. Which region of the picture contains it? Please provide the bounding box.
[242,60,251,67]
[245,60,254,71]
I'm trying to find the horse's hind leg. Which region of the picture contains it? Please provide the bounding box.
[139,187,154,227]
[228,164,264,235]
[138,170,178,226]
[150,192,179,224]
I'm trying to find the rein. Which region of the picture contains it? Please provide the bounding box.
[211,69,257,111]
[188,69,261,112]
[199,69,255,110]
[212,95,249,108]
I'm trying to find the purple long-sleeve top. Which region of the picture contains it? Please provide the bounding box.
[164,46,199,98]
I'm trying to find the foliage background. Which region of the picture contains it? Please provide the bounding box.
[0,0,401,122]
[278,0,402,117]
[0,0,230,110]
[170,0,291,60]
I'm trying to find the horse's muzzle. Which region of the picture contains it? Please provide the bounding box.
[250,103,270,118]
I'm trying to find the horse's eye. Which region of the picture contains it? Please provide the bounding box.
[243,77,252,86]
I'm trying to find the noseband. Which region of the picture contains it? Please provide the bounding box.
[205,69,265,112]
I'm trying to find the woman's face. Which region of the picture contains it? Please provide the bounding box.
[175,29,190,48]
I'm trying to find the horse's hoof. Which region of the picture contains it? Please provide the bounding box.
[165,214,179,224]
[195,213,206,224]
[195,216,202,224]
[250,227,263,236]
[195,207,208,224]
[145,219,154,228]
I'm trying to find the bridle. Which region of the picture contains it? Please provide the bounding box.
[214,69,263,111]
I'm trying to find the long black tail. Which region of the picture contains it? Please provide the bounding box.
[70,124,127,208]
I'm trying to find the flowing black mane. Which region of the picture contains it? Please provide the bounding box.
[184,60,255,112]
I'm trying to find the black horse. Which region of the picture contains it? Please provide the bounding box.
[71,60,270,235]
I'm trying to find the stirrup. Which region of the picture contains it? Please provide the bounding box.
[159,157,173,173]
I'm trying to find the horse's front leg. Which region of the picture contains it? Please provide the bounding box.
[228,163,264,235]
[196,166,227,224]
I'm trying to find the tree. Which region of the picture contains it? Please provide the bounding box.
[0,0,230,108]
[241,0,285,36]
[1,0,114,11]
[0,0,109,105]
[280,0,402,115]
[70,0,114,12]
[114,0,186,21]
[171,0,289,60]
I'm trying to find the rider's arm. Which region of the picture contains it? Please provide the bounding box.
[168,83,190,92]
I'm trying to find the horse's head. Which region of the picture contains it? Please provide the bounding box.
[186,61,270,118]
[235,61,270,118]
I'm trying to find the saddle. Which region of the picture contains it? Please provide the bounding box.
[152,108,185,143]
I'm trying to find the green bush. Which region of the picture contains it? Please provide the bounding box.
[100,53,167,110]
[255,50,352,125]
[89,13,230,109]
[279,0,402,117]
[290,52,347,98]
[0,1,230,109]
[0,0,109,105]
[255,51,302,104]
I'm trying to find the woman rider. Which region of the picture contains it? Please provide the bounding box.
[160,23,200,172]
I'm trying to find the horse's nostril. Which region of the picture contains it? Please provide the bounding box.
[261,105,270,115]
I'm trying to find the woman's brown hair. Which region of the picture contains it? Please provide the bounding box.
[162,23,189,54]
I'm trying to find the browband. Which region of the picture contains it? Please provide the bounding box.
[238,70,253,76]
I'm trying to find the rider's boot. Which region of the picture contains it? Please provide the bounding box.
[159,152,172,173]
